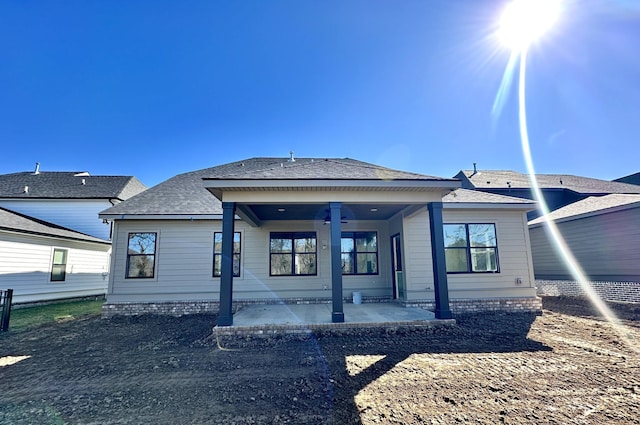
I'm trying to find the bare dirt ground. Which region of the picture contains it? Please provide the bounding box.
[1,297,639,425]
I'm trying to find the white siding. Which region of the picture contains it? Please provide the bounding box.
[108,219,393,303]
[443,209,537,299]
[0,199,113,240]
[0,231,111,303]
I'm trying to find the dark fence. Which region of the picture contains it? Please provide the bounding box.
[1,289,13,332]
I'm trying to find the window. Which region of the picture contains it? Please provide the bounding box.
[443,224,499,273]
[270,232,317,276]
[341,231,378,275]
[51,248,67,282]
[213,232,241,277]
[126,232,157,278]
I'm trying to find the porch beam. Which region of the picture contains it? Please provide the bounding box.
[428,202,453,319]
[218,202,236,326]
[329,202,345,323]
[236,204,262,228]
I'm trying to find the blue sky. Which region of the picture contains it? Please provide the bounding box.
[1,0,639,187]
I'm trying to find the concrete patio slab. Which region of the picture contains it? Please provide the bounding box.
[214,303,456,336]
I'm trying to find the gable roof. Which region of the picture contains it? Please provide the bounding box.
[100,157,457,217]
[0,171,147,200]
[0,207,110,244]
[455,170,640,195]
[442,188,536,207]
[614,172,640,186]
[528,194,640,226]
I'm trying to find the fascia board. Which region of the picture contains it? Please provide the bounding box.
[99,214,224,220]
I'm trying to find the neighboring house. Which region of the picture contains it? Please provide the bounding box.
[99,156,540,322]
[614,172,640,186]
[0,207,111,304]
[529,194,640,303]
[0,164,147,240]
[453,167,640,220]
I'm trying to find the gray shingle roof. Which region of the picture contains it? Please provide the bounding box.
[0,172,147,200]
[0,207,110,244]
[458,170,640,194]
[528,194,640,225]
[209,158,447,180]
[101,157,456,216]
[442,188,536,205]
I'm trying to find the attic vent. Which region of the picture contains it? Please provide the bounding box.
[23,185,29,194]
[33,162,40,175]
[288,150,295,162]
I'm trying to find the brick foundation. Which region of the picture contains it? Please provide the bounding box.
[102,295,392,318]
[403,297,542,314]
[536,280,640,304]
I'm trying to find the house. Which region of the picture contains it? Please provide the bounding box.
[0,207,111,304]
[99,156,540,322]
[0,163,147,240]
[0,164,147,303]
[453,167,640,220]
[614,172,640,186]
[529,194,640,303]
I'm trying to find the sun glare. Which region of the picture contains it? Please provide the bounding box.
[498,0,561,50]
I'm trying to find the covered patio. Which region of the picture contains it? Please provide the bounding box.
[203,158,459,326]
[213,302,456,336]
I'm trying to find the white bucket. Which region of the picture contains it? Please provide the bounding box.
[352,291,362,305]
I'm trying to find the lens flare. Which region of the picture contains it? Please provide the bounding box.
[498,0,561,50]
[495,1,639,355]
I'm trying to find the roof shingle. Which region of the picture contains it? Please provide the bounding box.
[528,194,640,225]
[458,170,640,195]
[0,172,147,200]
[101,157,455,216]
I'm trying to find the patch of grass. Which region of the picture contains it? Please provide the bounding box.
[4,300,104,333]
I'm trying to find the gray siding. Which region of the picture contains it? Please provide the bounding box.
[529,207,640,281]
[108,219,393,303]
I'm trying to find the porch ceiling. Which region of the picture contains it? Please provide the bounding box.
[245,203,411,221]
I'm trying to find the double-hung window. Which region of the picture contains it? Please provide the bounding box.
[50,248,68,282]
[341,231,378,275]
[126,232,157,278]
[443,224,499,273]
[213,232,241,277]
[270,232,317,276]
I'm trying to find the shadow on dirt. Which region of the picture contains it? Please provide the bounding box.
[542,295,640,323]
[1,311,549,425]
[215,311,549,424]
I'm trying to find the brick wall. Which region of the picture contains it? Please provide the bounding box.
[102,295,393,317]
[402,297,542,314]
[536,280,640,304]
